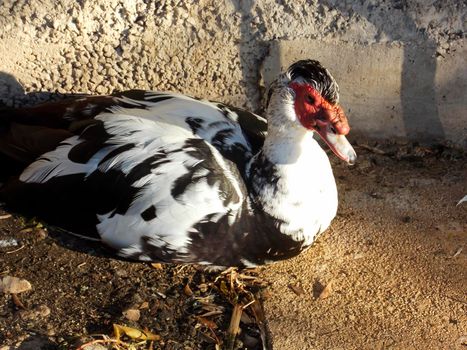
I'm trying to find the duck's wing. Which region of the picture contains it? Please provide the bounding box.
[0,91,270,263]
[0,90,268,170]
[109,90,268,170]
[1,111,249,262]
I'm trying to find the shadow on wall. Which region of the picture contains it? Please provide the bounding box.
[232,0,253,108]
[0,72,91,108]
[401,44,444,141]
[319,0,445,142]
[0,72,26,107]
[232,0,268,114]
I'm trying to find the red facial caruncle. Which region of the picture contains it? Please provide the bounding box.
[289,82,356,164]
[289,82,349,135]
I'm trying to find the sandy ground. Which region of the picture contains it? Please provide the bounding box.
[1,143,465,349]
[262,144,467,350]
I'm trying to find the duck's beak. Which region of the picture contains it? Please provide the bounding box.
[315,121,357,165]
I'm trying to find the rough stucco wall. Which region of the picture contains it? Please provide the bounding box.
[0,0,465,145]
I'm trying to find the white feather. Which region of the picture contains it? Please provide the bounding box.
[457,195,467,206]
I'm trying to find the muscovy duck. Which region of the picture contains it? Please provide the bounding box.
[0,60,356,268]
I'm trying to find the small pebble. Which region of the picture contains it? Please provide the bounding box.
[123,308,140,321]
[0,276,32,294]
[19,305,50,320]
[0,238,18,248]
[198,283,208,293]
[37,305,51,317]
[115,269,128,278]
[81,344,108,350]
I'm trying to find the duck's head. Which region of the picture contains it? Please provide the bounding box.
[267,59,357,165]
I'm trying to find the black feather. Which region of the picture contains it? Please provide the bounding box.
[288,59,340,104]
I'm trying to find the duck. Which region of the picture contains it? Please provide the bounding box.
[0,60,356,268]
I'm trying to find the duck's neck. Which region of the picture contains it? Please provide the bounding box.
[261,126,308,165]
[248,125,317,203]
[247,123,337,244]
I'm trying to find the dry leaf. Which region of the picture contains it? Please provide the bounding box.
[250,295,269,348]
[123,308,141,321]
[288,283,305,296]
[219,280,229,295]
[12,293,26,309]
[452,247,463,258]
[151,263,163,270]
[139,301,149,309]
[198,331,218,344]
[226,304,243,349]
[318,280,333,300]
[199,310,223,318]
[228,304,243,335]
[196,316,218,329]
[184,284,193,296]
[19,228,33,234]
[113,324,160,341]
[1,276,32,294]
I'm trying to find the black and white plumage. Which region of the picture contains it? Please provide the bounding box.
[0,60,356,268]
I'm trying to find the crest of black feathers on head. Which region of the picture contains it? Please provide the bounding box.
[287,60,340,104]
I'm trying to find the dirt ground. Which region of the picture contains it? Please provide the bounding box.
[0,142,466,350]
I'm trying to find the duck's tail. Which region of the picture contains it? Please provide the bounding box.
[0,106,73,168]
[0,95,117,167]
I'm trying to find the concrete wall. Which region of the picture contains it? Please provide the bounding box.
[263,40,466,146]
[0,0,465,147]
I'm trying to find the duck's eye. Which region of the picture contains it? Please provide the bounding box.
[307,95,315,104]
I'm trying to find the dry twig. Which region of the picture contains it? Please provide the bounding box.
[12,293,26,309]
[357,143,387,155]
[226,303,243,350]
[5,245,25,254]
[250,298,270,350]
